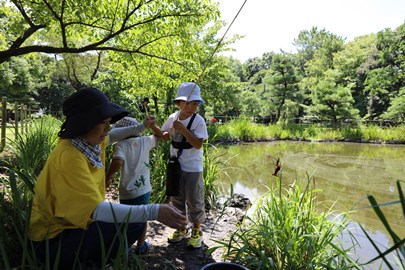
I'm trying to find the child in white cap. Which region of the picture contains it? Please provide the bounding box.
[161,82,208,249]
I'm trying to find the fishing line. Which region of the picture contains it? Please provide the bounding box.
[177,0,248,118]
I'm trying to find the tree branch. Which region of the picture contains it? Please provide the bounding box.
[91,52,102,81]
[10,1,47,49]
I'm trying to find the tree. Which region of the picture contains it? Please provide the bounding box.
[0,0,219,64]
[35,76,75,116]
[293,27,345,73]
[92,19,236,119]
[364,24,405,120]
[382,87,405,121]
[332,34,378,117]
[363,67,398,119]
[305,71,359,124]
[294,27,345,121]
[0,52,54,105]
[263,53,301,123]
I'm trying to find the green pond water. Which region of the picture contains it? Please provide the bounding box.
[216,141,405,269]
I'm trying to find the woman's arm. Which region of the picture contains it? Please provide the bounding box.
[92,202,187,229]
[107,124,145,145]
[105,158,123,188]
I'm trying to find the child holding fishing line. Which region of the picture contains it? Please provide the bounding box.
[161,82,208,249]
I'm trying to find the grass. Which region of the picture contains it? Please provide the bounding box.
[358,180,405,269]
[209,174,361,269]
[212,120,405,143]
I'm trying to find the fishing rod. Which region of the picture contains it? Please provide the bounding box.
[176,0,248,119]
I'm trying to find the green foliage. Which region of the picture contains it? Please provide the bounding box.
[306,71,360,124]
[224,117,258,141]
[211,176,360,269]
[150,140,171,203]
[0,171,38,269]
[359,125,379,142]
[203,142,225,209]
[340,126,363,141]
[263,53,301,123]
[211,120,405,143]
[1,0,220,62]
[149,138,224,209]
[382,87,405,121]
[6,116,61,192]
[0,116,61,268]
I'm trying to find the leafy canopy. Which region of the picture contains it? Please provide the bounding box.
[0,0,220,64]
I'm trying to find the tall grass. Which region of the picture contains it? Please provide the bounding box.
[0,116,62,268]
[6,115,61,192]
[212,121,405,143]
[149,138,224,209]
[359,180,405,269]
[203,141,227,209]
[0,116,59,268]
[210,174,360,269]
[0,171,38,269]
[149,140,171,203]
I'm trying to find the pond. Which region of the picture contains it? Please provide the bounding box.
[216,141,405,269]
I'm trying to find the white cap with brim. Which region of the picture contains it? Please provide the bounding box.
[173,82,204,105]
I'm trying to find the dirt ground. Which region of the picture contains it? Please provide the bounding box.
[105,186,250,270]
[137,206,246,270]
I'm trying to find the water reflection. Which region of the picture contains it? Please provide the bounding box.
[217,141,405,268]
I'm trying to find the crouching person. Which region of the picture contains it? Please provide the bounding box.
[29,87,187,269]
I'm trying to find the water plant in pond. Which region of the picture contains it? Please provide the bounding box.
[210,172,361,269]
[359,180,405,269]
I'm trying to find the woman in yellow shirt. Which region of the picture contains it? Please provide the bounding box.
[29,87,186,269]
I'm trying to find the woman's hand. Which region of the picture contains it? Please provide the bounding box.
[157,204,188,229]
[143,116,156,128]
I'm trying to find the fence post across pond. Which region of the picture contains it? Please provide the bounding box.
[14,102,19,136]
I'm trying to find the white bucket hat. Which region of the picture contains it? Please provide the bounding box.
[173,82,204,104]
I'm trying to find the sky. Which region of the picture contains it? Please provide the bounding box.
[217,0,405,62]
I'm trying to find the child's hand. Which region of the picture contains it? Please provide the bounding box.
[173,120,186,132]
[162,132,170,141]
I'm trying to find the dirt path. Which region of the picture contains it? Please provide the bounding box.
[139,207,246,270]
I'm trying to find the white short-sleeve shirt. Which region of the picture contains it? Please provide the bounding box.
[113,135,157,200]
[161,112,208,172]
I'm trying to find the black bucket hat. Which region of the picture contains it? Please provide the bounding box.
[59,87,128,138]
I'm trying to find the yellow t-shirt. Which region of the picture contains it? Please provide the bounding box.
[29,138,108,241]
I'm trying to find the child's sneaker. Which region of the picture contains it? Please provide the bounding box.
[134,241,150,255]
[167,227,191,243]
[187,228,203,249]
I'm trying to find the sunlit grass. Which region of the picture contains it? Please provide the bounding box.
[213,121,405,143]
[210,175,361,269]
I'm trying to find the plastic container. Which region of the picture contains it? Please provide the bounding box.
[200,262,249,270]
